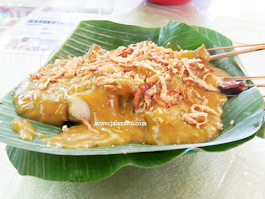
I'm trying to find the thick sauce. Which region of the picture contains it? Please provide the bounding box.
[206,63,232,79]
[11,118,47,141]
[13,41,227,148]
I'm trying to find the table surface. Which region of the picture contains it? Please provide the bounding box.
[0,0,265,198]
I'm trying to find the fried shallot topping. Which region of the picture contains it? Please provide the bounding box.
[182,104,219,129]
[81,119,99,136]
[29,41,224,128]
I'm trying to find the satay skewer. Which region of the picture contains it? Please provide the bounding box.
[223,76,265,81]
[206,44,265,95]
[210,45,265,60]
[219,77,265,96]
[244,84,265,87]
[226,94,265,97]
[207,43,265,51]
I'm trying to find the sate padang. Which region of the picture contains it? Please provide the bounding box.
[13,41,227,148]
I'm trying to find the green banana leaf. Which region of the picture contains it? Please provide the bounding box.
[0,21,264,182]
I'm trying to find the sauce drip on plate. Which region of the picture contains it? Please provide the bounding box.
[11,118,47,141]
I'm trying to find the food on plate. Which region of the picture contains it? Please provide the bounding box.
[13,41,228,148]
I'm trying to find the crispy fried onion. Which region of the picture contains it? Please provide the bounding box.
[81,119,99,136]
[30,41,222,112]
[183,77,219,92]
[133,89,142,112]
[182,104,219,128]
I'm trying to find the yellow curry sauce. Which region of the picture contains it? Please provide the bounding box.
[11,118,47,141]
[12,41,227,148]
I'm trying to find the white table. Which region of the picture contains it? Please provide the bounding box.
[0,0,265,198]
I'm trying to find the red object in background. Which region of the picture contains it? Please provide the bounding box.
[148,0,191,5]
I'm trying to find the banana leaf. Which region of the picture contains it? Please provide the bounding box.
[0,21,263,182]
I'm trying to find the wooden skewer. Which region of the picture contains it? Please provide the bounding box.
[227,94,265,97]
[207,44,265,96]
[210,45,265,60]
[207,43,265,51]
[244,84,265,87]
[223,76,265,81]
